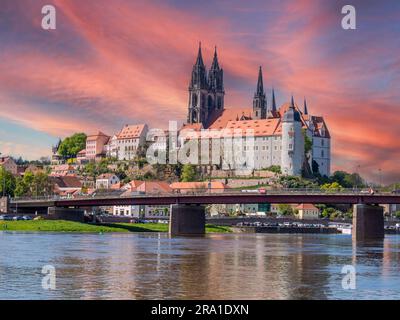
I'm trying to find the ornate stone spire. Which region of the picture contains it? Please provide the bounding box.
[271,88,277,112]
[303,97,308,115]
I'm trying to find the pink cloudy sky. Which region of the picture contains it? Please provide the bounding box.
[0,0,399,183]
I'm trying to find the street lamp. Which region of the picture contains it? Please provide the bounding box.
[2,175,5,197]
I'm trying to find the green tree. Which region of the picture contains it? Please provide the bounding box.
[303,129,313,155]
[181,164,197,182]
[278,204,294,216]
[0,167,16,197]
[330,171,364,188]
[321,207,336,218]
[84,162,98,179]
[343,173,364,188]
[321,182,344,192]
[58,133,87,159]
[15,171,52,197]
[265,165,281,174]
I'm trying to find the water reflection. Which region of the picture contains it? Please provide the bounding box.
[0,232,399,299]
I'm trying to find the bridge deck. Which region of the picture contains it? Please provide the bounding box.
[10,190,400,208]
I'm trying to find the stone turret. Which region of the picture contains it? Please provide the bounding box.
[281,96,304,176]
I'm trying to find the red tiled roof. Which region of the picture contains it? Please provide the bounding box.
[207,108,253,130]
[97,173,117,179]
[136,181,172,193]
[295,203,318,210]
[87,131,110,141]
[224,118,281,136]
[117,124,146,139]
[170,181,228,190]
[50,176,82,188]
[180,123,203,131]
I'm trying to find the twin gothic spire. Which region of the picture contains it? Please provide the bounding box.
[190,42,223,91]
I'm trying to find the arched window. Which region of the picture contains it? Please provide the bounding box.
[217,97,222,109]
[192,93,198,107]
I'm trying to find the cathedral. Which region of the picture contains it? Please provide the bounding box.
[185,44,331,177]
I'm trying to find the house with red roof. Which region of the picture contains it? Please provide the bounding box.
[295,203,320,220]
[0,156,17,175]
[85,131,110,161]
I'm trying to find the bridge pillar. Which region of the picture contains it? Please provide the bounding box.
[169,204,205,236]
[48,207,85,222]
[352,204,384,241]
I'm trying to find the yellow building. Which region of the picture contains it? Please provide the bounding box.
[295,203,320,220]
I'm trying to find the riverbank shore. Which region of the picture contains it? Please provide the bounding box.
[0,220,232,233]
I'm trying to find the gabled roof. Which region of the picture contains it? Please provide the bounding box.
[311,116,331,138]
[180,123,204,131]
[207,108,253,130]
[50,176,82,189]
[224,118,281,137]
[170,181,229,190]
[295,203,318,210]
[136,181,172,193]
[0,156,15,165]
[97,173,118,180]
[117,124,146,139]
[87,131,110,141]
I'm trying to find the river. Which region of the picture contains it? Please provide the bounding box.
[0,232,399,299]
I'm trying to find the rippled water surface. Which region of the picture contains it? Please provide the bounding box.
[0,232,399,299]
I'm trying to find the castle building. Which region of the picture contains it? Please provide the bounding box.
[182,45,331,177]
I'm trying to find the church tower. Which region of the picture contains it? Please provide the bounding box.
[187,43,209,125]
[207,47,224,114]
[253,67,267,119]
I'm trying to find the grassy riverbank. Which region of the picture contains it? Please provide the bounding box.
[0,220,231,233]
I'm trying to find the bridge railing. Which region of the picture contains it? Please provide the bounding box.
[10,187,393,203]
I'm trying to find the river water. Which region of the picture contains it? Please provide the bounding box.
[0,232,399,300]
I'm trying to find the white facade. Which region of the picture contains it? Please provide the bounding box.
[96,174,120,189]
[281,108,304,176]
[113,204,170,218]
[116,124,148,161]
[105,135,118,159]
[312,136,331,177]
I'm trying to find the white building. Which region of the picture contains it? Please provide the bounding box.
[113,203,170,218]
[174,46,331,177]
[113,181,171,218]
[116,124,148,161]
[95,173,120,189]
[105,135,118,159]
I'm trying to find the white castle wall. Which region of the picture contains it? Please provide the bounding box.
[312,136,331,176]
[281,120,304,176]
